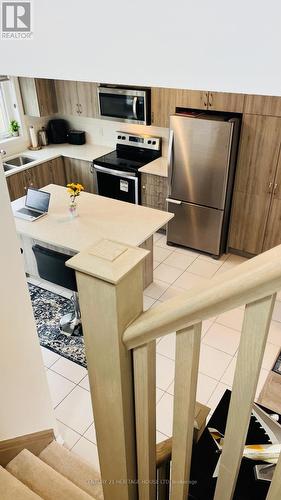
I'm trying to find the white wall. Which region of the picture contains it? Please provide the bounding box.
[0,163,56,440]
[0,1,280,96]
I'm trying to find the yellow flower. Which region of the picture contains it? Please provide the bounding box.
[66,182,84,198]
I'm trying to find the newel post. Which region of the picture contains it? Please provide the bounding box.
[67,239,149,500]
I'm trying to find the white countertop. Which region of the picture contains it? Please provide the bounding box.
[13,184,173,252]
[139,156,168,177]
[4,143,113,177]
[4,143,168,178]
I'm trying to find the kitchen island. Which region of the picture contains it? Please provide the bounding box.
[13,184,173,287]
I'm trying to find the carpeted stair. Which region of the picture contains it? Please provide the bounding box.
[3,441,104,499]
[0,466,41,499]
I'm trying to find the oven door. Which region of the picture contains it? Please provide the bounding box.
[93,164,139,204]
[98,87,148,125]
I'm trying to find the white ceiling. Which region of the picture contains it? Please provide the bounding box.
[1,0,281,96]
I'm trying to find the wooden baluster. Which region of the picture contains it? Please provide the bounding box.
[133,341,156,500]
[266,452,281,499]
[214,294,276,500]
[170,323,202,499]
[67,240,148,500]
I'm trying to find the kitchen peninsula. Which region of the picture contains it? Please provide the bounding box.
[13,184,173,287]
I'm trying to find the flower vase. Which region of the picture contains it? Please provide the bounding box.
[69,200,78,218]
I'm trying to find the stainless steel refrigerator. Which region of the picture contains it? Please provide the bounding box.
[167,113,240,257]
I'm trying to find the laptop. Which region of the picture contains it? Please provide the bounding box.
[15,187,51,221]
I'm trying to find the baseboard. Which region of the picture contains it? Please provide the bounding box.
[227,247,255,259]
[0,428,55,467]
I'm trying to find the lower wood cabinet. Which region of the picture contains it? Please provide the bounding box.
[6,157,66,201]
[64,157,95,193]
[141,173,168,211]
[6,170,27,201]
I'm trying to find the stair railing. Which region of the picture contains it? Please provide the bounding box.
[67,240,281,500]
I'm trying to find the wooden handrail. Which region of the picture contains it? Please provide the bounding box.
[123,244,281,349]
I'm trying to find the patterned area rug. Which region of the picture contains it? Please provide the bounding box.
[28,283,87,367]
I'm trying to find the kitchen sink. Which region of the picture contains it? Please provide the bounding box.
[3,164,18,172]
[3,155,34,168]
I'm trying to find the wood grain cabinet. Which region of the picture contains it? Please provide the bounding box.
[151,88,245,127]
[141,173,168,212]
[244,95,281,117]
[19,78,58,116]
[151,88,207,127]
[228,114,281,255]
[207,91,245,113]
[6,157,66,201]
[6,170,27,201]
[55,80,99,118]
[64,157,95,193]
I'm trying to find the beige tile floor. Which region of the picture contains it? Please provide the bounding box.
[30,232,281,470]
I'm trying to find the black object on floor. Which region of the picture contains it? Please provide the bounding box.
[189,390,277,499]
[28,283,87,368]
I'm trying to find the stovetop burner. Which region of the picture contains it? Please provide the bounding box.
[93,132,162,173]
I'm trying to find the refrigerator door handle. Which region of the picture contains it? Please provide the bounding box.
[166,198,182,205]
[167,129,174,192]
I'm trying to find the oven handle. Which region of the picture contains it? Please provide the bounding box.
[132,97,138,120]
[93,164,138,180]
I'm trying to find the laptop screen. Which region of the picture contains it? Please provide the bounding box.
[25,188,51,213]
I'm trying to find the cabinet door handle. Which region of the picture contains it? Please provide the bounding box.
[142,185,146,190]
[268,181,273,193]
[209,92,213,107]
[273,183,278,195]
[203,92,208,107]
[76,103,80,114]
[79,104,82,114]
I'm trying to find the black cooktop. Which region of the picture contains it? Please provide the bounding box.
[94,145,161,173]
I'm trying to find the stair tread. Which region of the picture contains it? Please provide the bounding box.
[39,440,103,499]
[6,449,94,500]
[0,466,42,499]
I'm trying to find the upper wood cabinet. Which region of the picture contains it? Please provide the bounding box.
[208,92,245,113]
[151,88,207,127]
[228,114,281,255]
[19,78,58,117]
[54,80,78,115]
[151,88,245,127]
[55,80,99,118]
[245,95,281,117]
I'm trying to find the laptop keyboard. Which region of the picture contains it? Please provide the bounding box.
[18,208,42,218]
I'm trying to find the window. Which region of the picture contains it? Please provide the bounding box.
[0,76,21,140]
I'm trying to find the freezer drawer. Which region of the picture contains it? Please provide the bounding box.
[167,200,224,256]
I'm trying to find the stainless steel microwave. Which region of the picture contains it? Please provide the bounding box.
[97,87,151,125]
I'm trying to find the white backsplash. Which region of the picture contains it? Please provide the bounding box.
[3,113,169,158]
[57,114,170,157]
